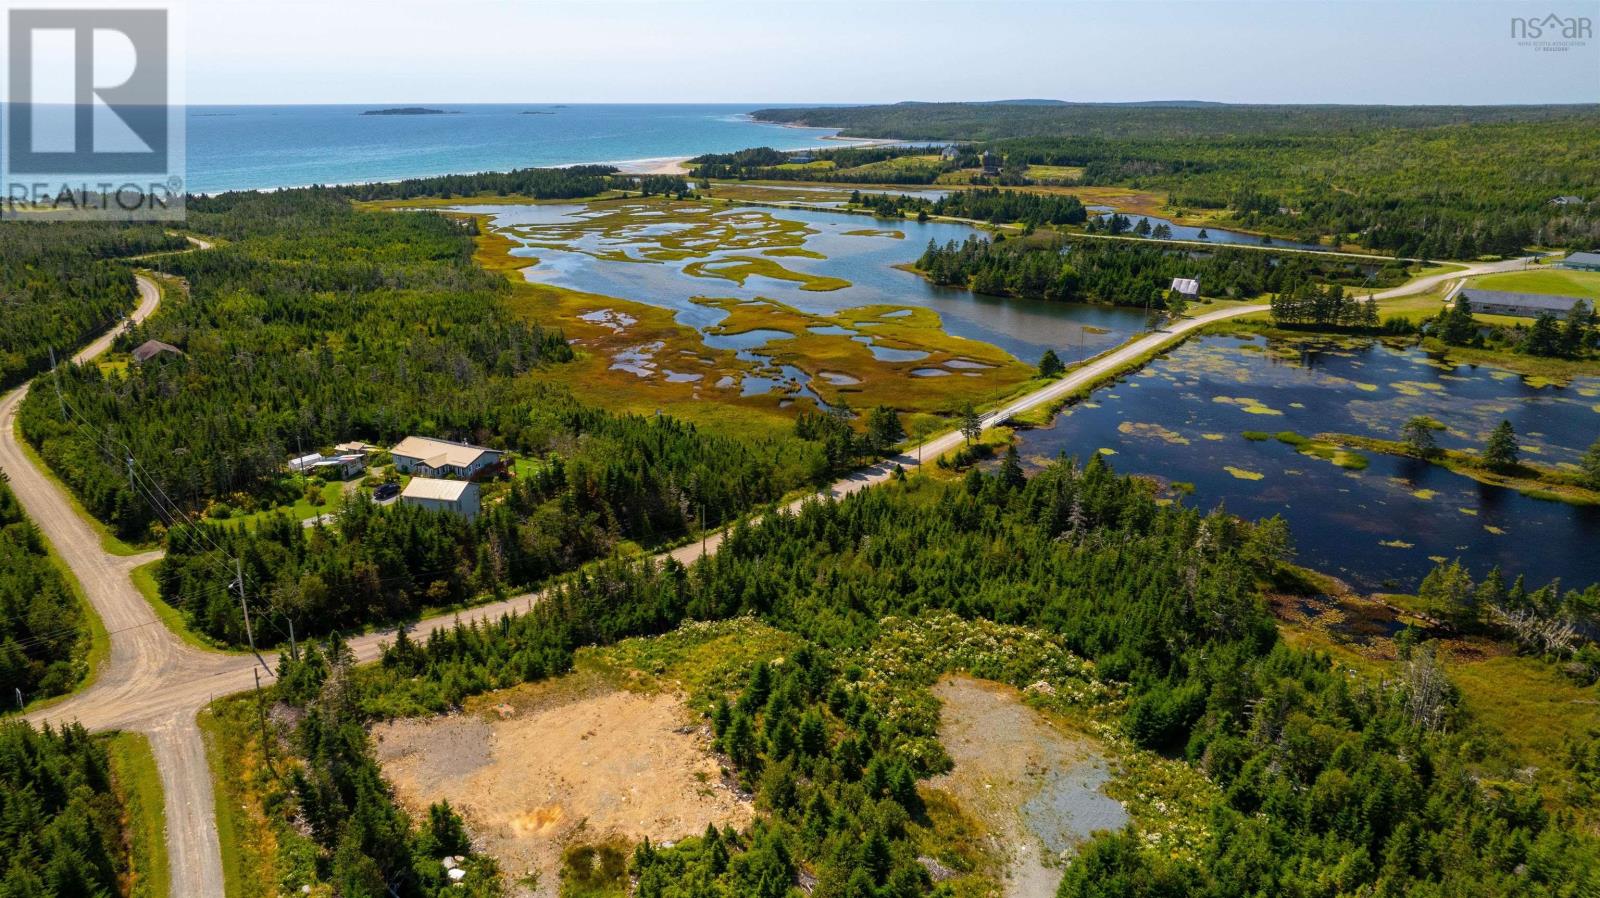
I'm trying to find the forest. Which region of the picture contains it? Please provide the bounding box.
[232,455,1597,897]
[849,188,1089,228]
[16,189,577,541]
[751,101,1600,141]
[751,104,1600,257]
[0,721,134,897]
[689,146,945,183]
[0,478,87,703]
[158,388,812,645]
[0,222,186,390]
[916,233,1410,307]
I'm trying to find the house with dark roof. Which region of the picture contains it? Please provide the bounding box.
[1559,251,1600,272]
[1459,289,1590,318]
[131,340,182,363]
[980,150,1002,176]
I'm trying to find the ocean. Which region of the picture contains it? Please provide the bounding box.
[180,103,843,194]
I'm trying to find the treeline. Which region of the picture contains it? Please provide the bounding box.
[689,145,946,184]
[752,101,1600,141]
[931,187,1087,226]
[159,391,812,645]
[1417,559,1600,668]
[852,187,1089,228]
[0,222,185,390]
[331,165,618,201]
[917,234,1409,307]
[1269,282,1385,330]
[287,453,1597,896]
[0,722,131,897]
[18,190,574,541]
[0,478,86,704]
[1433,294,1598,359]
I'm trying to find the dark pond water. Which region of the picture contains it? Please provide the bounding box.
[1086,205,1328,253]
[1009,334,1600,591]
[458,201,1149,372]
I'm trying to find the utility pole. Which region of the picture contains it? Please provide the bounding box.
[49,348,66,420]
[700,505,707,557]
[287,618,298,662]
[235,557,257,657]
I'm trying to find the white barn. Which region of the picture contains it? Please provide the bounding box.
[400,477,481,520]
[1169,277,1200,298]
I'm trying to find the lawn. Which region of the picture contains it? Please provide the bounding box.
[211,478,351,529]
[1468,266,1600,299]
[106,731,169,898]
[1023,164,1085,182]
[131,559,253,654]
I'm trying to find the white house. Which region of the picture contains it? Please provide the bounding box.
[288,452,367,479]
[1169,277,1200,298]
[400,477,481,520]
[389,436,505,480]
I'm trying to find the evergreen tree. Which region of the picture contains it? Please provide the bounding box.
[1401,417,1440,458]
[1581,437,1600,490]
[959,402,982,444]
[864,406,905,456]
[1437,293,1479,346]
[1039,349,1064,378]
[1483,420,1519,470]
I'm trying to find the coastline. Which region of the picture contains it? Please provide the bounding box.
[607,132,905,177]
[194,127,898,195]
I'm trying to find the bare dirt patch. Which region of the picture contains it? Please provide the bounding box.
[925,675,1127,898]
[373,671,752,897]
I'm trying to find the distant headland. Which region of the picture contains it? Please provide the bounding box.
[361,107,457,116]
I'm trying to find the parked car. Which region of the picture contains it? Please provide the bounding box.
[373,482,400,501]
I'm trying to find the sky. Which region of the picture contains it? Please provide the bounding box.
[138,0,1600,105]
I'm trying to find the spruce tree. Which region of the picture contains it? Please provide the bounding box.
[1483,420,1519,470]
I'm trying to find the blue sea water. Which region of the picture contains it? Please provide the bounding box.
[180,103,842,194]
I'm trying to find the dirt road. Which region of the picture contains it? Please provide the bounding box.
[9,252,1529,897]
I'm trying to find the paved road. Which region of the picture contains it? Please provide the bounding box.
[8,252,1528,897]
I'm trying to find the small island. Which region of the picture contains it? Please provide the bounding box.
[360,107,456,116]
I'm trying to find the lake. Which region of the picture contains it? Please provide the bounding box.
[1087,206,1329,253]
[1008,334,1600,591]
[179,104,848,193]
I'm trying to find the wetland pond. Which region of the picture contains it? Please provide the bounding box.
[1085,205,1330,253]
[1011,334,1600,591]
[455,200,1146,397]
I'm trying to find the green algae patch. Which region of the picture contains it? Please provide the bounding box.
[1241,431,1271,442]
[843,228,905,239]
[1316,432,1600,507]
[1379,539,1415,549]
[1224,465,1265,481]
[763,246,826,259]
[1213,396,1283,416]
[684,255,851,291]
[1118,421,1190,446]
